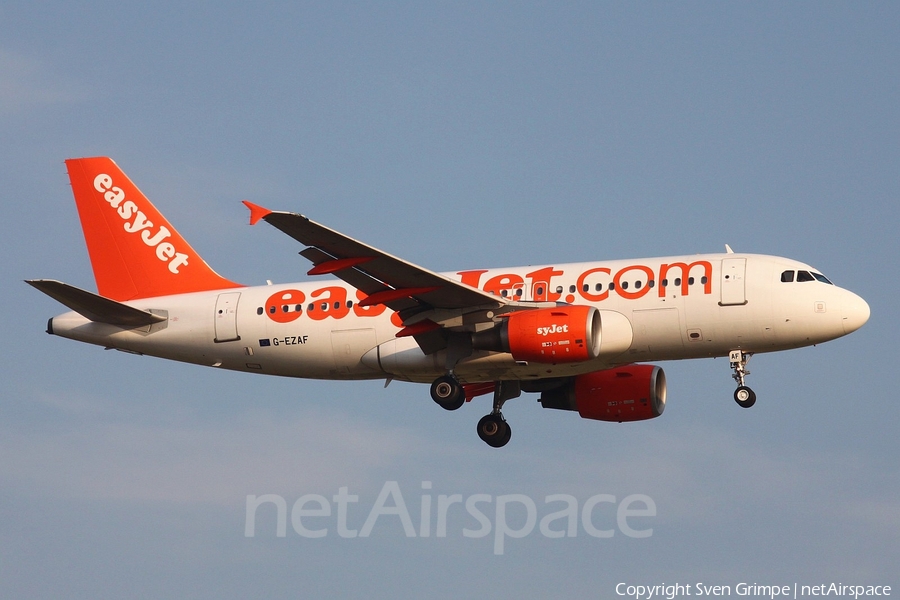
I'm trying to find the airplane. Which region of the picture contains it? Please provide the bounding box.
[27,157,871,448]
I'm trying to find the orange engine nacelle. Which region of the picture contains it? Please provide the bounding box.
[539,365,667,423]
[502,305,601,364]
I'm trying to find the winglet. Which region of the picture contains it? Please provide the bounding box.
[242,200,272,226]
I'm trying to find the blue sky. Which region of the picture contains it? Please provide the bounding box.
[2,2,898,597]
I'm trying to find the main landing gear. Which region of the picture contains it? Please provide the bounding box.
[430,374,465,411]
[729,350,757,408]
[477,413,510,448]
[429,375,519,448]
[476,381,520,449]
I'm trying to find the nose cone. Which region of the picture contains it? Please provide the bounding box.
[842,291,870,334]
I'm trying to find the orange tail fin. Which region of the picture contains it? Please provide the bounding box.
[65,157,242,301]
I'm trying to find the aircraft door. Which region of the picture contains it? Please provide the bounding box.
[720,259,747,306]
[214,292,241,342]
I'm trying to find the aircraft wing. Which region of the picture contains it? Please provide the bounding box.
[243,202,507,320]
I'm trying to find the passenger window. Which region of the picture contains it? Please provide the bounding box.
[556,286,563,294]
[781,270,795,283]
[515,289,523,297]
[269,306,276,314]
[797,271,815,282]
[321,302,328,310]
[621,281,629,290]
[595,283,603,292]
[582,284,589,292]
[609,282,616,291]
[569,285,576,293]
[635,281,642,289]
[648,280,655,288]
[334,302,341,309]
[257,307,264,315]
[308,303,314,311]
[688,277,695,285]
[296,304,303,312]
[661,279,668,287]
[536,286,544,295]
[281,305,289,312]
[701,276,708,284]
[674,278,682,286]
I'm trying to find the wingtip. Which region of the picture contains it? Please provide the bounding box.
[242,200,272,225]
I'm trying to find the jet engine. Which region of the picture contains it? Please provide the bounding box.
[539,365,666,422]
[472,305,601,364]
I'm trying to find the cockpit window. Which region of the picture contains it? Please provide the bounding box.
[784,269,833,284]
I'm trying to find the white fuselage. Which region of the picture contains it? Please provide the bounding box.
[48,253,870,385]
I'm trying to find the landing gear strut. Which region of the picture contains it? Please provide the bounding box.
[430,333,473,412]
[477,381,520,448]
[729,350,756,408]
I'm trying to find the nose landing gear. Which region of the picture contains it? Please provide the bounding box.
[729,350,756,408]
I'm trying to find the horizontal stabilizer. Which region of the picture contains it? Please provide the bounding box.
[25,280,167,327]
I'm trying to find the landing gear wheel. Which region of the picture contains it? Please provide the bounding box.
[499,421,512,446]
[734,385,757,408]
[477,413,511,448]
[431,375,465,411]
